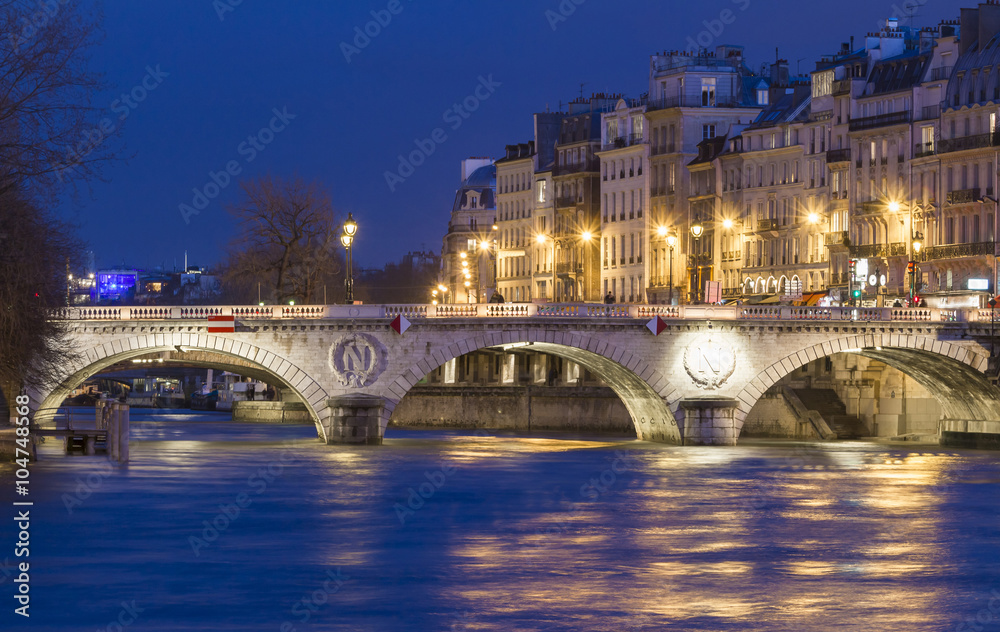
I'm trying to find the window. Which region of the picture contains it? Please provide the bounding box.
[701,78,716,106]
[758,88,769,105]
[631,114,644,138]
[702,124,716,140]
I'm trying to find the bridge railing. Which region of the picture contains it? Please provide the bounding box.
[49,304,978,323]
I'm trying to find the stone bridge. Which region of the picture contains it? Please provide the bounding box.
[33,303,1000,448]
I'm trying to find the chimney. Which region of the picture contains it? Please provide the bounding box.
[770,59,790,87]
[979,1,1000,52]
[960,7,980,55]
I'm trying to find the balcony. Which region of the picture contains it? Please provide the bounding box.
[555,196,581,208]
[825,148,851,163]
[929,66,953,81]
[848,111,910,132]
[849,242,907,258]
[849,244,885,258]
[857,201,886,216]
[601,133,645,152]
[914,141,936,158]
[832,79,853,96]
[553,158,600,176]
[946,187,980,205]
[647,94,742,111]
[757,219,779,233]
[555,262,583,275]
[919,104,940,121]
[937,132,1000,155]
[825,231,849,246]
[923,241,994,260]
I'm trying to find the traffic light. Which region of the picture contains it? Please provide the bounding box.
[906,261,915,275]
[848,259,857,275]
[852,288,861,299]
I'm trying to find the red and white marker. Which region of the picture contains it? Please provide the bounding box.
[390,314,411,335]
[646,316,667,336]
[207,315,235,333]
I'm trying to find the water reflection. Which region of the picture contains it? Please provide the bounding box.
[0,414,997,631]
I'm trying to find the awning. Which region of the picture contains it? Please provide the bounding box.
[757,295,782,304]
[802,291,828,306]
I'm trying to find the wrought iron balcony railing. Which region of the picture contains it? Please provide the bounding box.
[848,111,910,132]
[937,132,1000,155]
[946,187,980,205]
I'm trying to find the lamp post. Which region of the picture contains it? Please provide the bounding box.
[581,231,592,302]
[460,251,473,303]
[911,235,922,303]
[536,233,555,301]
[667,233,677,305]
[479,235,498,302]
[340,213,358,304]
[690,219,704,303]
[981,195,998,299]
[990,296,997,358]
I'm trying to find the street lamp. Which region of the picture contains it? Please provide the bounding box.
[537,233,555,301]
[340,213,358,304]
[666,232,677,305]
[581,231,593,302]
[980,195,998,299]
[690,219,704,303]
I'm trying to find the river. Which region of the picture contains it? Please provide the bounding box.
[1,410,999,631]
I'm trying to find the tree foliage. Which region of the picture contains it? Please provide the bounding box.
[221,176,345,305]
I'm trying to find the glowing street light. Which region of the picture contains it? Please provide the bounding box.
[340,213,358,303]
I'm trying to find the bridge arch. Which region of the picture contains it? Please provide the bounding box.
[734,332,996,439]
[384,328,682,444]
[33,332,331,441]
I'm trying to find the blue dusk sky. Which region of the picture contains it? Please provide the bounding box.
[62,0,964,271]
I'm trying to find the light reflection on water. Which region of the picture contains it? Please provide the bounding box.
[0,411,998,631]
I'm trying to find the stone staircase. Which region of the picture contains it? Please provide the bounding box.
[792,388,866,439]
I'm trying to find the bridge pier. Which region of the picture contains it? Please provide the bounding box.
[940,419,1000,449]
[324,395,386,445]
[679,397,741,446]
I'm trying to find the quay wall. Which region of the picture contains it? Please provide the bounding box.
[388,385,634,435]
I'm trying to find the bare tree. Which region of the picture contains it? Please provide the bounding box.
[0,193,81,402]
[0,1,111,412]
[222,176,344,304]
[0,0,112,198]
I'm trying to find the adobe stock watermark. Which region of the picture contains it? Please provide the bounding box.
[96,600,144,632]
[188,449,297,557]
[545,0,587,31]
[533,450,637,544]
[684,0,751,53]
[279,567,350,631]
[54,65,169,182]
[884,0,930,29]
[953,588,1000,632]
[213,0,243,21]
[340,0,415,63]
[383,74,501,192]
[7,0,71,52]
[178,106,295,225]
[394,459,457,525]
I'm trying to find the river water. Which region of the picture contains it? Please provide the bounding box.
[2,410,1000,631]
